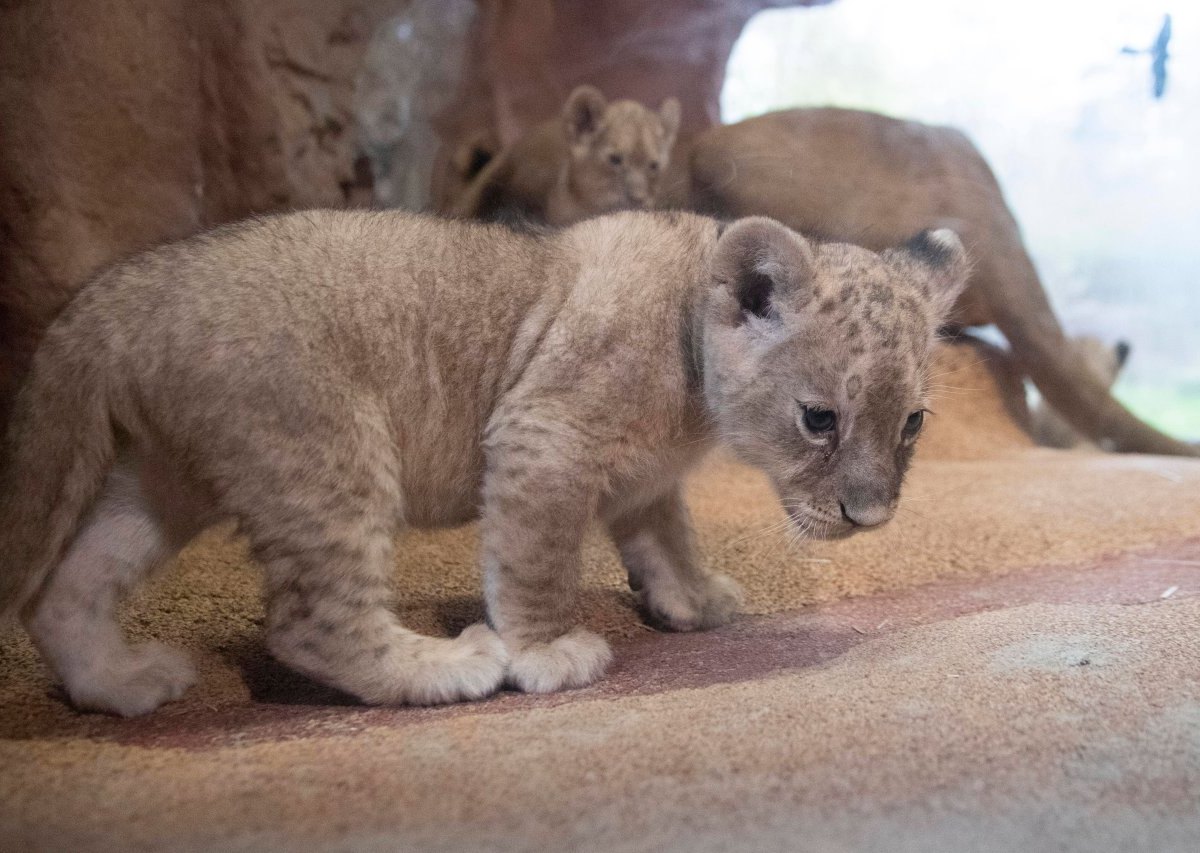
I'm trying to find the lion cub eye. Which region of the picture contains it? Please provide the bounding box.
[903,410,925,438]
[608,152,624,167]
[800,405,837,435]
[647,160,660,172]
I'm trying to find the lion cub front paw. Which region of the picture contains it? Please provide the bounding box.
[642,572,742,632]
[67,642,197,718]
[506,627,613,694]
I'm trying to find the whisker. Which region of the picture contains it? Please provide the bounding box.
[716,513,796,556]
[924,355,989,379]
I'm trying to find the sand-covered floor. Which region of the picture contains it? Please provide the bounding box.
[3,341,1199,852]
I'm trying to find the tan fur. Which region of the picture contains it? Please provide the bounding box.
[1031,336,1129,449]
[685,107,1198,457]
[0,209,964,715]
[446,85,680,226]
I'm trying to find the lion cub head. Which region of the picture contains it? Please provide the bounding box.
[702,218,969,539]
[557,85,681,216]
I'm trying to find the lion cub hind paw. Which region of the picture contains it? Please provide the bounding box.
[506,627,612,694]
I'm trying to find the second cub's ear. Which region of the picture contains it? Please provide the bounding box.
[563,85,607,145]
[452,131,499,182]
[898,229,970,323]
[712,217,815,325]
[658,97,682,143]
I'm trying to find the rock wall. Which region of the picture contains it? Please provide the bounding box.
[0,0,401,426]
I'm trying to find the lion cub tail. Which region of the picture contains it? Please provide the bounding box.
[0,333,116,624]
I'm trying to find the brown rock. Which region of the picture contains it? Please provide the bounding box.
[0,0,397,427]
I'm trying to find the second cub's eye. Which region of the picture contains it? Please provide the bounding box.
[801,405,837,434]
[903,410,925,437]
[608,152,624,166]
[648,160,660,172]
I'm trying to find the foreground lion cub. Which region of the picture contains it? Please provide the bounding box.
[0,210,965,716]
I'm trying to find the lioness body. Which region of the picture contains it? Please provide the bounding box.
[0,209,963,715]
[687,107,1197,457]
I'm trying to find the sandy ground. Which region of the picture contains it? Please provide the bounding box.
[2,340,1199,852]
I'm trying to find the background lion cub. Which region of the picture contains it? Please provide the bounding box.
[0,210,965,716]
[448,85,680,225]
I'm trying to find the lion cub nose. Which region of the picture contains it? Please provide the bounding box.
[839,500,892,528]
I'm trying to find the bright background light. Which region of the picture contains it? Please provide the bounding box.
[723,1,1198,438]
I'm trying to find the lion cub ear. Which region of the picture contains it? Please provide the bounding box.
[658,97,681,144]
[563,85,608,146]
[711,217,815,326]
[899,229,970,324]
[452,131,499,182]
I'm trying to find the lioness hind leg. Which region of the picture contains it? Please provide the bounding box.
[25,460,197,717]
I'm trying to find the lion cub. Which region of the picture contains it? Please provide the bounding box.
[448,85,680,225]
[0,210,966,716]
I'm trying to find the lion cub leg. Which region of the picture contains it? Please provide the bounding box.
[480,429,613,694]
[25,459,198,717]
[263,525,508,706]
[253,426,506,706]
[608,487,742,632]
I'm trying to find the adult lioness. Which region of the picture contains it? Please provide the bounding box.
[687,107,1197,457]
[446,85,681,225]
[0,209,964,715]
